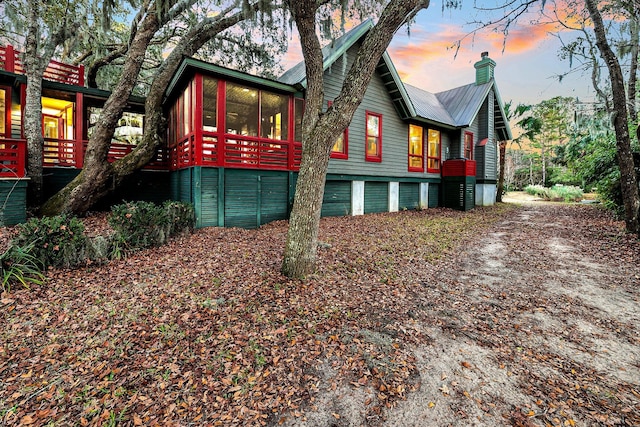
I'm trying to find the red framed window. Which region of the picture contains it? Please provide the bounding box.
[427,129,441,172]
[464,131,473,159]
[365,111,382,162]
[293,98,304,142]
[328,101,348,159]
[0,86,10,137]
[408,124,424,171]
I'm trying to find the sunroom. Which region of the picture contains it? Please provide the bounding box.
[164,58,305,228]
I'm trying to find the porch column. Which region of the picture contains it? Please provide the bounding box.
[389,182,399,212]
[420,182,429,209]
[351,180,364,216]
[75,92,84,168]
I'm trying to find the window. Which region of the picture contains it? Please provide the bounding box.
[0,88,7,137]
[427,129,441,172]
[294,98,304,142]
[365,111,382,162]
[41,96,74,139]
[464,131,473,159]
[202,77,217,132]
[114,112,144,145]
[167,83,193,144]
[408,124,424,171]
[183,83,191,136]
[226,82,259,137]
[261,91,289,140]
[328,101,348,159]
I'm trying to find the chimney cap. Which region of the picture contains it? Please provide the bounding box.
[481,51,489,58]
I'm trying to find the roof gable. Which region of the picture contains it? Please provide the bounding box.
[279,20,415,120]
[279,20,374,87]
[279,21,512,139]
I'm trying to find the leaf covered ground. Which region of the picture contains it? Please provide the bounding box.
[1,200,639,426]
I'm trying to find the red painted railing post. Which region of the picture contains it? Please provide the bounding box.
[5,45,15,73]
[78,64,85,86]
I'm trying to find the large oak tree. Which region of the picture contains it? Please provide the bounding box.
[583,0,639,234]
[281,0,430,278]
[40,0,282,215]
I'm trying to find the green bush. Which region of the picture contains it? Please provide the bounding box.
[108,201,170,253]
[524,184,583,202]
[2,202,195,291]
[524,185,549,198]
[1,242,45,292]
[163,201,195,236]
[550,185,584,202]
[13,214,87,269]
[108,201,194,256]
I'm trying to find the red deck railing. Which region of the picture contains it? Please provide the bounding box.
[0,139,26,178]
[169,132,302,171]
[0,137,168,178]
[0,45,85,86]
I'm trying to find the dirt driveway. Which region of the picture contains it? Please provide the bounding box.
[288,201,640,427]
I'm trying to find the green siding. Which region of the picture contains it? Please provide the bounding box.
[200,168,219,227]
[364,181,388,213]
[0,179,28,226]
[428,184,439,208]
[398,183,419,210]
[177,169,193,203]
[260,174,289,224]
[225,169,260,228]
[443,177,475,211]
[224,169,289,229]
[323,44,442,181]
[322,180,351,217]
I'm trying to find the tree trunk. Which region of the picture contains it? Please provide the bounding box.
[281,0,430,278]
[628,15,638,124]
[24,72,46,207]
[23,0,47,208]
[40,8,162,216]
[541,143,546,186]
[41,6,255,216]
[496,141,507,202]
[585,0,639,234]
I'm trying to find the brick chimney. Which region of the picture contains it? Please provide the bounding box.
[474,52,496,85]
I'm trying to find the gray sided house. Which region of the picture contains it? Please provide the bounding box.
[0,21,511,227]
[278,20,512,215]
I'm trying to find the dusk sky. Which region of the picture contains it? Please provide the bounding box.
[282,1,597,107]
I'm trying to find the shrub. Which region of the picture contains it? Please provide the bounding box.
[524,185,550,199]
[13,214,87,269]
[1,242,45,292]
[550,185,583,202]
[524,184,583,202]
[108,201,170,253]
[163,201,195,237]
[108,201,194,256]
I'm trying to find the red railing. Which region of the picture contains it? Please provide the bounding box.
[169,135,196,169]
[170,132,302,171]
[0,45,85,86]
[0,137,168,177]
[44,138,80,166]
[0,139,26,178]
[103,141,168,169]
